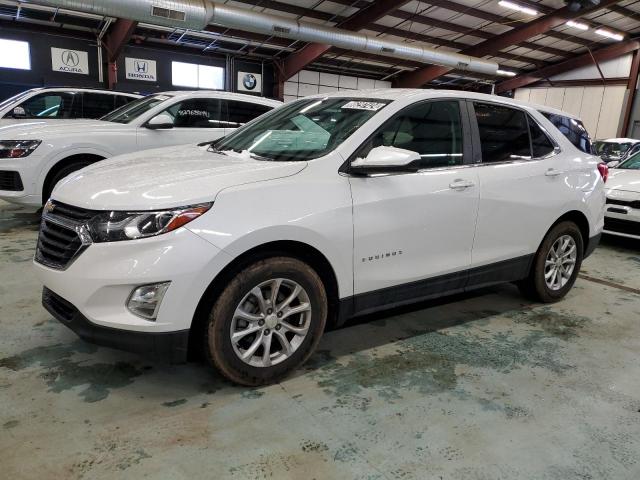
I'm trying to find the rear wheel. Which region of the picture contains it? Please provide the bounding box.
[518,221,583,303]
[204,257,327,386]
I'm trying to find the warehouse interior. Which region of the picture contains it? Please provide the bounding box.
[1,0,640,479]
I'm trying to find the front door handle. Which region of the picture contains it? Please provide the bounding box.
[449,179,475,190]
[545,168,563,177]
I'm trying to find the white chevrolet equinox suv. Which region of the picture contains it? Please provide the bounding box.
[34,90,606,385]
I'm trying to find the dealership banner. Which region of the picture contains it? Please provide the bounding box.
[237,72,262,93]
[51,48,89,75]
[125,58,157,82]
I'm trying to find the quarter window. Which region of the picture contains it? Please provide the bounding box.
[164,98,225,128]
[541,112,591,154]
[474,102,531,163]
[358,100,464,169]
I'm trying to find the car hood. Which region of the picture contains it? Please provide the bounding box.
[52,144,308,210]
[606,169,640,194]
[0,119,122,137]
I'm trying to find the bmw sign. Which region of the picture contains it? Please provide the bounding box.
[51,47,89,75]
[237,71,262,93]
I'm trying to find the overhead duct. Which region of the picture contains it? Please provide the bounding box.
[31,0,213,30]
[30,0,499,76]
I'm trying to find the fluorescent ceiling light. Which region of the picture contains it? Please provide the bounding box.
[498,1,538,16]
[595,29,624,41]
[566,20,589,31]
[497,69,517,77]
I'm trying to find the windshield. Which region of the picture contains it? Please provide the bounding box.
[101,94,170,123]
[619,153,640,170]
[593,141,633,158]
[0,90,34,112]
[211,97,392,161]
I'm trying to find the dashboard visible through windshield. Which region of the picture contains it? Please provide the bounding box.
[211,98,391,161]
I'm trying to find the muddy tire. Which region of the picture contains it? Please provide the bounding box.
[518,221,584,303]
[204,257,327,386]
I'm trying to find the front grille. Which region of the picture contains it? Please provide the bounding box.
[0,171,24,191]
[35,201,94,270]
[606,197,640,210]
[604,217,640,237]
[42,287,77,323]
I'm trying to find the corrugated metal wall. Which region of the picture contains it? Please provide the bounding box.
[515,86,627,140]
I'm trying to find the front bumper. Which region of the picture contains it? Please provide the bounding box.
[0,154,43,206]
[604,192,640,240]
[43,287,189,362]
[35,227,233,340]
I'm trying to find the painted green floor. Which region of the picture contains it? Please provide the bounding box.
[1,200,639,479]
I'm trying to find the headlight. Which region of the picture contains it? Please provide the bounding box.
[87,203,212,242]
[0,140,41,158]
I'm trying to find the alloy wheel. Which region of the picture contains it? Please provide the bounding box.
[230,278,312,367]
[544,234,577,291]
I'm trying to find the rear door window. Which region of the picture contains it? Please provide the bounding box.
[473,102,531,162]
[82,93,117,119]
[529,117,556,158]
[226,101,273,127]
[115,95,136,109]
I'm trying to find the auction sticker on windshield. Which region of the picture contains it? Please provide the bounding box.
[341,101,387,111]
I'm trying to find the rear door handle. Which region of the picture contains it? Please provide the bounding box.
[545,168,563,177]
[449,179,475,190]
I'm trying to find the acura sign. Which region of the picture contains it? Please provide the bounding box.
[125,57,157,82]
[51,47,89,75]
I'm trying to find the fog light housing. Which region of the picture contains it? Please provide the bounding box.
[127,282,170,320]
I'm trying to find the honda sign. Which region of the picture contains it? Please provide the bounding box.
[125,57,157,82]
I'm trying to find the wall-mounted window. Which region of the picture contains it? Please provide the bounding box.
[0,39,31,70]
[171,61,223,89]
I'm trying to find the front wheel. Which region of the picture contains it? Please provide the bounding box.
[518,221,584,303]
[204,257,327,386]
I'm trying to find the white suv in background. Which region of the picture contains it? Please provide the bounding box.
[34,90,606,385]
[0,91,281,206]
[0,87,141,123]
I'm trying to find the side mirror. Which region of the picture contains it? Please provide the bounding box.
[12,106,26,118]
[146,113,174,130]
[607,160,620,168]
[351,146,421,174]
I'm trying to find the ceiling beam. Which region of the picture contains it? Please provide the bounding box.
[395,0,623,88]
[279,0,411,80]
[104,18,138,63]
[495,38,640,93]
[330,0,595,48]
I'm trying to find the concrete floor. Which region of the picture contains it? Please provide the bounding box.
[1,199,640,480]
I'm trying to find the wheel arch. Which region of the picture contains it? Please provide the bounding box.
[188,240,341,360]
[551,210,590,251]
[42,153,106,202]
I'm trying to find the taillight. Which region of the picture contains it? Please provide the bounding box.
[597,163,608,183]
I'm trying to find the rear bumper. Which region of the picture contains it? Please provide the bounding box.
[584,233,602,258]
[43,287,189,363]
